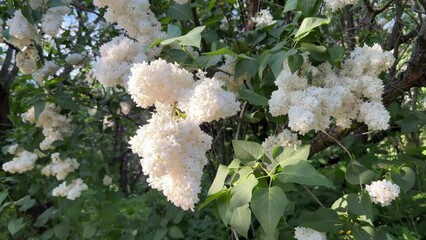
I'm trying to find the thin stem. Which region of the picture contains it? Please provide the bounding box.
[320,129,354,161]
[303,186,325,208]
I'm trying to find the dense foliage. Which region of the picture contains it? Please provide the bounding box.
[0,0,425,239]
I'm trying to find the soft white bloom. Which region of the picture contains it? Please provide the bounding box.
[366,179,400,206]
[93,0,165,41]
[66,52,92,66]
[52,178,88,200]
[32,61,59,85]
[94,36,147,87]
[262,129,301,160]
[174,0,189,4]
[41,153,80,180]
[6,10,37,48]
[16,47,39,74]
[128,59,194,108]
[103,175,113,186]
[129,104,212,211]
[182,74,240,124]
[7,144,19,155]
[294,227,327,240]
[423,97,426,109]
[358,101,390,131]
[269,45,394,134]
[2,150,38,174]
[324,0,358,11]
[251,9,276,27]
[120,102,132,115]
[41,6,71,36]
[22,103,72,150]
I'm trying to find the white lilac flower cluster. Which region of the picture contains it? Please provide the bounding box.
[93,0,165,88]
[2,145,39,174]
[251,9,276,28]
[41,152,80,180]
[365,179,400,207]
[52,178,88,200]
[269,44,394,134]
[103,175,113,186]
[41,6,71,36]
[16,47,39,74]
[22,103,72,150]
[213,55,249,92]
[324,0,358,11]
[6,10,38,48]
[262,129,301,160]
[32,61,60,85]
[294,227,327,240]
[128,59,240,210]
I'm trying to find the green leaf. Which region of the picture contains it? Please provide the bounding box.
[251,187,288,239]
[287,54,303,73]
[199,190,227,211]
[208,165,229,195]
[299,43,327,53]
[168,225,184,239]
[275,145,310,167]
[54,222,70,239]
[238,89,269,107]
[217,193,232,225]
[208,0,217,11]
[232,140,265,163]
[351,225,375,240]
[230,174,258,209]
[166,24,181,38]
[348,192,373,223]
[297,0,319,17]
[267,49,297,78]
[14,195,36,211]
[8,218,24,236]
[34,100,45,121]
[235,58,259,79]
[229,204,251,238]
[47,0,65,8]
[302,208,343,232]
[277,161,333,188]
[167,3,193,21]
[34,207,55,227]
[0,191,7,206]
[54,92,80,111]
[294,17,330,40]
[82,224,96,238]
[345,160,376,185]
[283,0,297,12]
[328,45,345,64]
[390,166,415,192]
[161,26,205,49]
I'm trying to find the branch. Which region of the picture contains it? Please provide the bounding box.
[309,22,426,157]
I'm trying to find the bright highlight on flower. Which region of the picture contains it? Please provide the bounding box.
[366,179,400,207]
[294,226,327,240]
